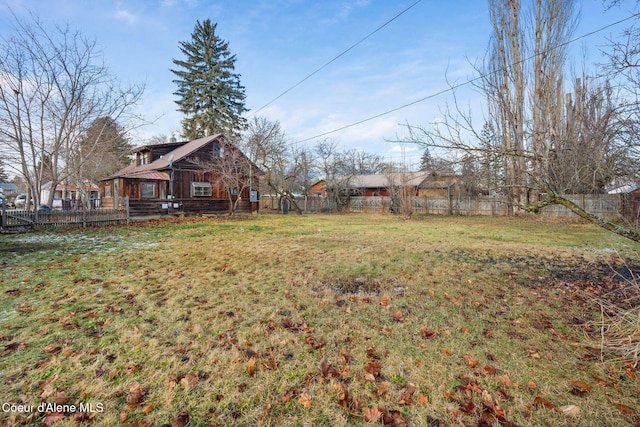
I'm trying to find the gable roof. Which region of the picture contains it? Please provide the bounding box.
[332,171,434,189]
[104,134,226,180]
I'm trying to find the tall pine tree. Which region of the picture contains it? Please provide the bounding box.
[171,20,247,140]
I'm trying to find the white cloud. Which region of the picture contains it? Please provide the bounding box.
[113,8,138,25]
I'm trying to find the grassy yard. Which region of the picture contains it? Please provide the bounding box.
[0,214,639,426]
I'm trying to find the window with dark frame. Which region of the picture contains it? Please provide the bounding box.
[191,182,212,197]
[140,182,156,198]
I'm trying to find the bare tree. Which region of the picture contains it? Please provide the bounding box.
[243,116,306,214]
[401,0,640,242]
[0,12,143,210]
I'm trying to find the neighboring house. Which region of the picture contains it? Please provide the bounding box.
[325,172,461,198]
[0,182,19,201]
[309,180,328,198]
[100,134,260,216]
[41,181,100,209]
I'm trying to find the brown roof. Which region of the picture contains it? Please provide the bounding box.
[104,134,226,180]
[341,171,433,189]
[118,171,170,181]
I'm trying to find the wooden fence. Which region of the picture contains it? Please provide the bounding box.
[263,194,624,219]
[344,194,622,218]
[1,207,128,232]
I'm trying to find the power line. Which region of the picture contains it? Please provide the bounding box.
[250,0,423,116]
[293,11,640,144]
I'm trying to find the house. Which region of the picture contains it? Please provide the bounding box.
[100,134,261,216]
[309,180,328,198]
[41,181,101,209]
[326,171,461,198]
[0,182,19,201]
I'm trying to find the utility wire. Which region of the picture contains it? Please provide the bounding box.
[293,11,640,144]
[250,0,423,116]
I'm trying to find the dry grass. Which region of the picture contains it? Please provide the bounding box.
[1,213,639,426]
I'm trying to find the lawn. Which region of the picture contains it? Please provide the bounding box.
[0,214,639,426]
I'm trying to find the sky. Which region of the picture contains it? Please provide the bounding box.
[0,0,636,168]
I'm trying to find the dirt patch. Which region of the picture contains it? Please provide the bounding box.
[0,242,63,254]
[313,276,383,296]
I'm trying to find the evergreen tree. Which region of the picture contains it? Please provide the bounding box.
[171,20,247,140]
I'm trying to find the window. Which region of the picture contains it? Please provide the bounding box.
[229,187,238,196]
[140,182,156,198]
[191,182,212,197]
[212,143,223,158]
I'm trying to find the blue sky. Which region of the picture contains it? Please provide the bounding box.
[0,0,634,167]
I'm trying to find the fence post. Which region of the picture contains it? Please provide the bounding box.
[124,196,130,225]
[1,199,5,231]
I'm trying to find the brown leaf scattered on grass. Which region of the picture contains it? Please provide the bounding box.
[463,355,479,368]
[171,411,191,427]
[365,361,383,381]
[570,380,591,396]
[482,365,498,376]
[126,383,146,406]
[42,345,62,354]
[398,384,417,406]
[419,326,438,339]
[246,357,257,377]
[318,360,340,380]
[392,310,404,322]
[616,403,637,416]
[140,403,154,414]
[497,375,513,387]
[381,408,408,427]
[364,405,382,423]
[42,413,65,426]
[180,373,199,390]
[366,346,380,360]
[298,392,312,408]
[373,383,388,397]
[533,396,555,409]
[336,384,363,416]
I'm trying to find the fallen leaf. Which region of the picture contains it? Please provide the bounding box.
[533,396,555,410]
[616,403,637,416]
[420,326,438,339]
[392,310,404,322]
[373,383,388,397]
[382,409,408,427]
[43,413,65,426]
[180,373,199,390]
[497,375,513,387]
[463,355,479,368]
[126,383,146,406]
[281,391,294,403]
[171,411,191,427]
[140,403,154,414]
[417,393,429,405]
[483,365,498,376]
[570,380,591,396]
[363,405,382,423]
[0,342,27,357]
[247,357,257,377]
[42,345,62,354]
[298,392,312,408]
[365,361,382,381]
